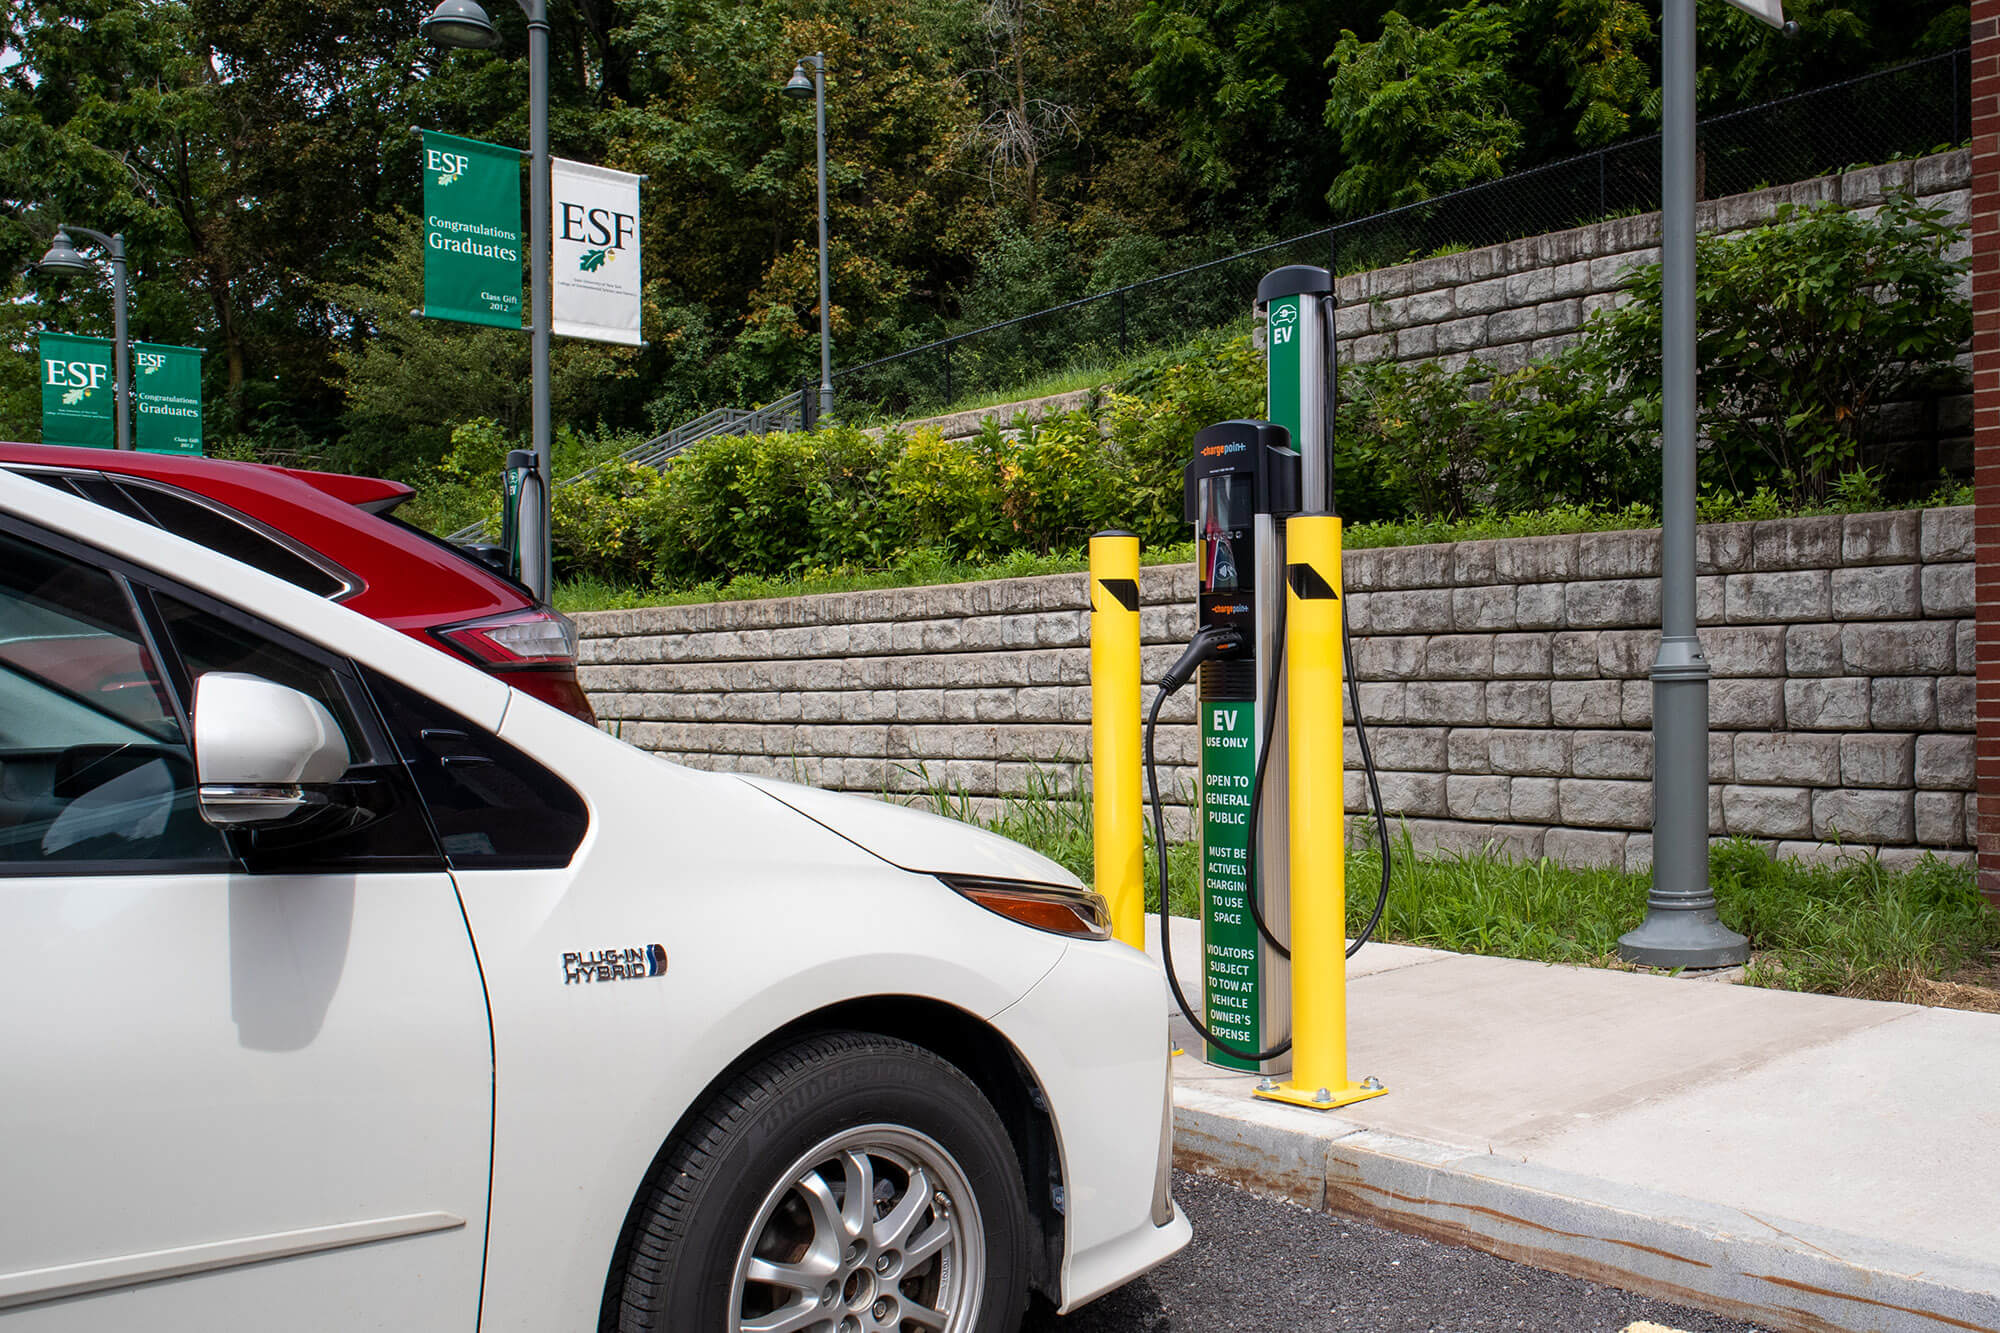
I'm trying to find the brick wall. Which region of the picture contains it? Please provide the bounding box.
[1970,1,2000,902]
[579,507,1976,872]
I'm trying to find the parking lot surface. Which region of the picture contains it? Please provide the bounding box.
[1025,1172,1760,1333]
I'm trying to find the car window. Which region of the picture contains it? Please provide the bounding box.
[114,481,353,599]
[365,669,588,869]
[0,530,228,869]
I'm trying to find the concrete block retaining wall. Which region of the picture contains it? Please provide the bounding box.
[578,506,1976,872]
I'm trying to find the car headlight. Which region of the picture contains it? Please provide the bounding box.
[937,874,1112,940]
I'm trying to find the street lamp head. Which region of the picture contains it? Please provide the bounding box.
[36,229,94,277]
[782,62,815,99]
[421,0,502,49]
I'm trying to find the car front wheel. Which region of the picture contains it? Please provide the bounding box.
[616,1031,1031,1333]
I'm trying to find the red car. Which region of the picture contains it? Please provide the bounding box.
[0,443,595,723]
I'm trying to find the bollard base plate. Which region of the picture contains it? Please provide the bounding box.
[1255,1080,1388,1111]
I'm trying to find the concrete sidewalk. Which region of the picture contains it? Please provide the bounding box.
[1144,915,2000,1333]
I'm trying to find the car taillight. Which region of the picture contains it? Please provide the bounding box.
[432,608,579,668]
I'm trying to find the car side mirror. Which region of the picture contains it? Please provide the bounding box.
[193,672,352,828]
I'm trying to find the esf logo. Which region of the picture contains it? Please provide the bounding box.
[1199,441,1248,458]
[559,204,635,251]
[44,360,108,389]
[426,147,469,184]
[137,350,166,375]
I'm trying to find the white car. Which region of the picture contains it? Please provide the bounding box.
[0,468,1188,1331]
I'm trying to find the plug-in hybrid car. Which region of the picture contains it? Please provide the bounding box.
[0,467,1187,1330]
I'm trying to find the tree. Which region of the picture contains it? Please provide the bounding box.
[1323,4,1526,215]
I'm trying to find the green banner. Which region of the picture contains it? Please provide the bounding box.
[135,342,204,455]
[39,332,116,448]
[422,129,524,328]
[1201,699,1262,1069]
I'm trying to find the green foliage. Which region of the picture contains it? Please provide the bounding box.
[1588,192,1970,505]
[1484,348,1658,510]
[1345,359,1493,519]
[1324,4,1525,214]
[1102,330,1266,542]
[1711,841,2000,1002]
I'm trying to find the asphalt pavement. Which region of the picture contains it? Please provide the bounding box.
[1025,1172,1761,1333]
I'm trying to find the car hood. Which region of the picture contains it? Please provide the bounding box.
[735,776,1086,890]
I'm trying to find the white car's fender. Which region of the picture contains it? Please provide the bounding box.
[458,697,1074,1328]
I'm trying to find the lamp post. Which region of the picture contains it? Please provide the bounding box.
[1619,0,1784,968]
[783,53,833,425]
[38,226,133,451]
[422,0,555,601]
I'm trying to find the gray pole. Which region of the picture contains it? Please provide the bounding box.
[526,0,554,600]
[108,234,131,452]
[1619,0,1747,968]
[813,52,833,424]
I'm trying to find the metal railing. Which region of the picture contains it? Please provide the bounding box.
[446,390,803,543]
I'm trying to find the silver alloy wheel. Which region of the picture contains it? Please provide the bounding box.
[730,1123,985,1333]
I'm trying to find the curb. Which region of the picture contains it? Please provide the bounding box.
[1173,1082,2000,1333]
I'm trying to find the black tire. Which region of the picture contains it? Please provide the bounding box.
[617,1031,1031,1333]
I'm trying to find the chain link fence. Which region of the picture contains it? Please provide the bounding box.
[828,51,1969,422]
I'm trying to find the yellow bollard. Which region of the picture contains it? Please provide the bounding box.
[1089,530,1145,948]
[1258,513,1386,1110]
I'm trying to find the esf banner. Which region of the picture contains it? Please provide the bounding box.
[39,332,116,447]
[135,342,204,456]
[552,157,642,346]
[422,129,524,329]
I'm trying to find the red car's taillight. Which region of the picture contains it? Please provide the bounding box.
[432,608,579,668]
[430,608,599,723]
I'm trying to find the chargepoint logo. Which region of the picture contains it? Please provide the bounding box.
[563,944,668,985]
[1200,441,1248,458]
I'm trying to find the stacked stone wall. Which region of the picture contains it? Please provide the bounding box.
[579,506,1976,872]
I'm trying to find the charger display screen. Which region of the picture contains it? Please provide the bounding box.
[1197,474,1252,592]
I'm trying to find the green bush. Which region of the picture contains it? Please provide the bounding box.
[1589,191,1969,505]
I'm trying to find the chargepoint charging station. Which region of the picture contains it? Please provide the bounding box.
[1101,262,1390,1109]
[499,448,545,585]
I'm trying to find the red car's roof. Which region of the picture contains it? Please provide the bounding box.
[0,442,528,631]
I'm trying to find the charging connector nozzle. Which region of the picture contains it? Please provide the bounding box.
[1160,625,1243,694]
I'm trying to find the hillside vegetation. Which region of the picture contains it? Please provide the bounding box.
[3,0,1968,489]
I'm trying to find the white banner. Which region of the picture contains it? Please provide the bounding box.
[551,157,643,345]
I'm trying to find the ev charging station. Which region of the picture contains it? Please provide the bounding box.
[499,448,545,585]
[1093,262,1388,1109]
